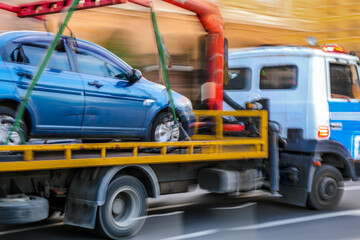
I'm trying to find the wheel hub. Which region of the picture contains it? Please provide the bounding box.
[0,115,21,145]
[109,188,140,228]
[112,199,125,215]
[319,177,337,200]
[154,119,180,142]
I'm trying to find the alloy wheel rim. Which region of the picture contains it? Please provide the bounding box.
[154,120,180,142]
[0,115,21,145]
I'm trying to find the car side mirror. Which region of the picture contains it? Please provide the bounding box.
[129,69,142,83]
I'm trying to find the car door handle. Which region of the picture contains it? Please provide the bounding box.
[14,67,33,79]
[88,81,104,88]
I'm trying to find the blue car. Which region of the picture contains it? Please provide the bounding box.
[0,31,194,144]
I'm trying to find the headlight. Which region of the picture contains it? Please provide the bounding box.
[177,96,193,111]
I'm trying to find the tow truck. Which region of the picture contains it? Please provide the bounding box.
[0,1,358,239]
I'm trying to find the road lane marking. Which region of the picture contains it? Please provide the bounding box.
[4,202,360,237]
[0,222,64,236]
[135,211,184,220]
[211,202,256,210]
[148,202,197,212]
[160,209,360,240]
[160,229,220,240]
[0,211,184,236]
[343,185,360,191]
[228,209,360,231]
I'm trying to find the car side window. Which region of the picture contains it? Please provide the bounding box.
[260,65,298,90]
[76,48,128,80]
[5,41,71,71]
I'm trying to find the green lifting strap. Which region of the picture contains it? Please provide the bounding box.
[150,4,178,123]
[5,0,80,145]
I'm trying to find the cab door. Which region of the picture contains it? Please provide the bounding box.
[327,59,360,159]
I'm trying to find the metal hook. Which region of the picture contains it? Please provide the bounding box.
[43,19,50,33]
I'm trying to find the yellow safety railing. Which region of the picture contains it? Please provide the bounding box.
[192,110,267,140]
[0,110,268,172]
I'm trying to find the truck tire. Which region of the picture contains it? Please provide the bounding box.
[307,165,344,211]
[96,175,147,239]
[0,195,49,224]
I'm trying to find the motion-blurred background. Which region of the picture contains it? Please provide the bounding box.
[1,0,359,102]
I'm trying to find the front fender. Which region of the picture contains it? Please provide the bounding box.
[284,139,357,179]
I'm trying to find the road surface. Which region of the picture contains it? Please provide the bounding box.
[1,182,360,240]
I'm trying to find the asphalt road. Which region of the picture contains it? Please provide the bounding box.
[2,183,360,240]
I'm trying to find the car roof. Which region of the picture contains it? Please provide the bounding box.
[0,30,98,47]
[0,30,132,71]
[0,31,54,45]
[229,46,359,62]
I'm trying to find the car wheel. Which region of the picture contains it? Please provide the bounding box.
[0,195,49,224]
[0,106,27,145]
[151,112,180,142]
[96,175,147,239]
[307,165,344,211]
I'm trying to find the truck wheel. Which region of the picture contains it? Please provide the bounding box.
[0,106,27,145]
[151,112,180,142]
[0,195,49,224]
[307,165,344,211]
[96,175,147,239]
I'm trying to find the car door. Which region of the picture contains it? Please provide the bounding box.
[327,59,360,159]
[3,35,85,134]
[75,42,147,137]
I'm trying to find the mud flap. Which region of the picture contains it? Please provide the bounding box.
[279,153,316,207]
[64,167,116,229]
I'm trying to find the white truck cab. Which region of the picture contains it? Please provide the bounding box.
[226,46,360,161]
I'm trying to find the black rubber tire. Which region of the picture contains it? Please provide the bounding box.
[96,175,147,239]
[307,165,344,211]
[0,106,27,145]
[151,112,182,142]
[0,195,49,224]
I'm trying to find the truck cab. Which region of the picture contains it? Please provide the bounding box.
[225,46,360,209]
[226,46,360,161]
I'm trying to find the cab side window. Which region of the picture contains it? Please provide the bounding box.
[330,63,360,100]
[76,49,128,80]
[260,65,298,90]
[225,68,251,90]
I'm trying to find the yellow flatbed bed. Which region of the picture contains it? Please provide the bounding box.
[0,110,268,172]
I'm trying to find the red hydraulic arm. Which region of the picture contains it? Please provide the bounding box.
[162,0,224,110]
[0,0,224,110]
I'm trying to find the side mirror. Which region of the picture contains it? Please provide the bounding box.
[129,69,142,83]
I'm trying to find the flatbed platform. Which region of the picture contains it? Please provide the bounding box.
[0,110,268,172]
